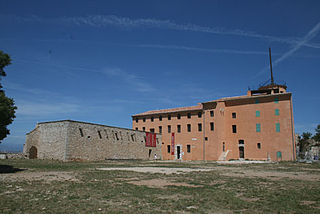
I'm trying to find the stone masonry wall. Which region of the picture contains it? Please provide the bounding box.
[24,120,162,161]
[24,125,41,158]
[66,121,162,161]
[25,121,68,160]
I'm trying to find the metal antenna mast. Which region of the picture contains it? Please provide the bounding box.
[269,47,274,85]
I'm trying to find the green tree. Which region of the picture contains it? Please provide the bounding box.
[302,132,312,140]
[298,132,312,158]
[313,124,320,142]
[0,50,17,143]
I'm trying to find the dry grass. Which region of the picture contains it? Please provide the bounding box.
[1,159,320,213]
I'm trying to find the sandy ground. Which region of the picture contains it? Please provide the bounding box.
[0,171,78,182]
[97,167,213,174]
[1,165,319,184]
[127,178,201,188]
[97,166,320,181]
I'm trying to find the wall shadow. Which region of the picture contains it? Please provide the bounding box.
[0,165,26,174]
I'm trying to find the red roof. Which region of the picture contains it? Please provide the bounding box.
[133,104,202,117]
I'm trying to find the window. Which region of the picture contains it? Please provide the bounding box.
[187,145,191,153]
[104,130,109,139]
[187,113,191,118]
[177,125,181,133]
[274,97,279,103]
[168,125,171,133]
[232,112,236,118]
[205,137,208,141]
[150,128,155,133]
[198,123,202,132]
[210,110,214,117]
[276,123,280,132]
[275,109,280,116]
[168,115,171,120]
[187,124,191,132]
[143,118,146,122]
[177,114,181,119]
[198,112,202,118]
[151,117,154,122]
[98,131,102,139]
[135,127,138,130]
[143,127,145,131]
[223,142,225,152]
[79,128,84,137]
[255,99,260,104]
[210,122,214,131]
[256,110,260,117]
[135,118,138,123]
[256,123,261,132]
[159,126,162,134]
[257,143,261,149]
[167,145,171,153]
[232,125,237,133]
[159,116,162,121]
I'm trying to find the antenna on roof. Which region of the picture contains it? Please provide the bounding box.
[269,47,274,85]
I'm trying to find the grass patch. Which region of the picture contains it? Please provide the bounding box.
[0,159,320,213]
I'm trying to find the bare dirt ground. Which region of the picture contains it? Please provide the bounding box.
[0,171,79,182]
[97,165,320,181]
[128,178,201,188]
[97,167,213,174]
[1,160,320,213]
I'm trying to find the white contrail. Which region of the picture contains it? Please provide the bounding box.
[253,21,320,79]
[62,15,320,49]
[132,44,268,55]
[273,21,320,66]
[5,14,320,49]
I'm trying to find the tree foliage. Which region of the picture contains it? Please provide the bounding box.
[0,50,17,143]
[0,50,11,82]
[302,132,312,140]
[313,124,320,142]
[298,132,312,155]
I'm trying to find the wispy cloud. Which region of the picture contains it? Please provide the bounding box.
[254,21,320,79]
[131,44,269,55]
[13,58,154,93]
[16,101,80,117]
[4,81,59,97]
[62,15,320,49]
[99,67,154,92]
[272,21,320,66]
[4,14,320,49]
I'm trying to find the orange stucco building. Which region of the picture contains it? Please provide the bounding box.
[132,85,296,161]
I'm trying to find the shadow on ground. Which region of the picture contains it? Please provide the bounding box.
[0,165,26,173]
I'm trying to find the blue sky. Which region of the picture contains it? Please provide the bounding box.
[0,0,320,152]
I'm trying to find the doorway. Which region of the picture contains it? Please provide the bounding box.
[29,146,38,159]
[176,146,181,160]
[239,146,244,159]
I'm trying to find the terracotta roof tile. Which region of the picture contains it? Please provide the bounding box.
[133,104,202,117]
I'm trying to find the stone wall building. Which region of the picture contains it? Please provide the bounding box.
[24,120,161,161]
[132,85,295,161]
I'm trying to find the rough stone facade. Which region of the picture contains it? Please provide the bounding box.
[24,120,162,161]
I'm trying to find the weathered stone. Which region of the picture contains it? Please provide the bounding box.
[24,120,162,161]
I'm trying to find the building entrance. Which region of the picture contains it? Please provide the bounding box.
[176,146,181,160]
[239,146,244,159]
[29,146,38,159]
